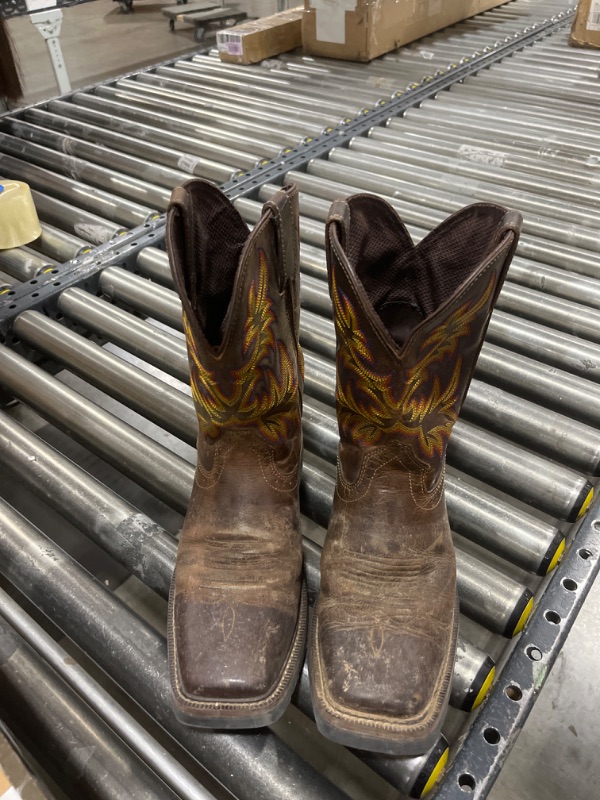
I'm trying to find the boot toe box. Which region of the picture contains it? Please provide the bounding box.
[319,623,451,721]
[172,599,297,702]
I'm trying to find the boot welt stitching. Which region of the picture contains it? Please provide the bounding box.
[194,441,232,490]
[336,447,417,502]
[336,454,399,501]
[256,445,301,493]
[408,464,446,511]
[336,442,412,490]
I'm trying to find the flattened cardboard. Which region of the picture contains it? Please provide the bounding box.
[217,7,303,64]
[303,0,509,62]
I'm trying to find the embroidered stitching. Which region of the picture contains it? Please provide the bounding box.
[331,267,496,459]
[185,249,301,444]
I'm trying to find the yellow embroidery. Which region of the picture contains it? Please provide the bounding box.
[185,250,300,442]
[333,271,495,458]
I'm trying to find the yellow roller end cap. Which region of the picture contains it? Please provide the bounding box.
[512,596,534,637]
[471,666,496,711]
[420,747,449,797]
[546,538,565,575]
[577,487,594,519]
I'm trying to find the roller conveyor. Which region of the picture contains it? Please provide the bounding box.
[0,2,599,799]
[0,0,574,263]
[0,592,181,800]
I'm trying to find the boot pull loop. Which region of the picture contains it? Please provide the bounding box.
[491,210,523,306]
[166,186,193,311]
[495,210,523,248]
[264,185,299,293]
[169,186,189,211]
[494,209,523,267]
[166,181,198,319]
[327,199,351,254]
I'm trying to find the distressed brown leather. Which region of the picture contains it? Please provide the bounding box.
[311,195,522,754]
[166,179,306,728]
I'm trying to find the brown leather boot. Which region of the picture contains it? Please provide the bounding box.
[166,180,306,728]
[311,195,522,754]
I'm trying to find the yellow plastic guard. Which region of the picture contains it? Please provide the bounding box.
[421,747,449,797]
[512,597,534,637]
[546,538,566,575]
[577,488,594,520]
[0,181,41,249]
[471,665,496,711]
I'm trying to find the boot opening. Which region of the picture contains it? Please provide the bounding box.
[345,197,507,347]
[170,182,249,347]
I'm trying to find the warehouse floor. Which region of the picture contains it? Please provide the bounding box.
[4,2,600,798]
[6,0,279,104]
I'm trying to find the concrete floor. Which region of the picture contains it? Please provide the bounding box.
[6,0,281,104]
[489,575,600,800]
[3,2,600,798]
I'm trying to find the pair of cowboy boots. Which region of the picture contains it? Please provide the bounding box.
[166,179,521,754]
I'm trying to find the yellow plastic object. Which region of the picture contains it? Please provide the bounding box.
[577,487,594,520]
[471,665,496,711]
[0,181,42,249]
[512,596,534,637]
[546,538,566,575]
[420,747,449,797]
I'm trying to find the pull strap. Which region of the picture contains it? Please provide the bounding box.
[494,209,523,267]
[326,198,351,253]
[495,209,523,246]
[169,185,189,210]
[491,209,523,305]
[264,183,299,291]
[166,183,193,314]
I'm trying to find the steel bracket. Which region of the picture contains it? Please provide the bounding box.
[0,217,164,343]
[433,492,600,799]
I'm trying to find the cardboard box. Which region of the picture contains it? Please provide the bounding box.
[217,7,303,64]
[303,0,508,62]
[570,0,600,48]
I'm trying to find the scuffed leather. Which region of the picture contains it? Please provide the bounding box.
[312,197,522,752]
[173,432,302,703]
[166,180,305,722]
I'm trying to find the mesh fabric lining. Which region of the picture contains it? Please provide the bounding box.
[174,182,249,347]
[346,197,506,345]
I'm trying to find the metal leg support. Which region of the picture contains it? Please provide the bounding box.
[29,9,71,95]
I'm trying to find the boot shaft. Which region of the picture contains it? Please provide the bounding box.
[167,180,302,445]
[326,196,522,466]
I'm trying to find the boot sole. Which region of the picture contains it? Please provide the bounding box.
[168,581,307,729]
[310,600,458,756]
